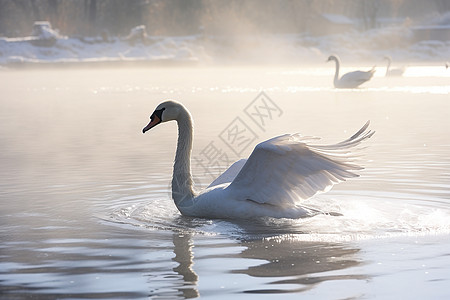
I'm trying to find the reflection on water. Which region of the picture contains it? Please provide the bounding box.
[235,239,362,294]
[172,233,198,298]
[158,221,363,297]
[1,67,450,299]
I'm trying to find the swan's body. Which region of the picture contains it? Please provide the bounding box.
[143,100,374,219]
[327,55,375,88]
[383,56,405,77]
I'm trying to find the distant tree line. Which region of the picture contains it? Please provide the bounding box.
[0,0,448,37]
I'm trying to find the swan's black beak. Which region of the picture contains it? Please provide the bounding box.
[142,114,161,133]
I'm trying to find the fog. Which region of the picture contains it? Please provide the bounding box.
[1,0,449,66]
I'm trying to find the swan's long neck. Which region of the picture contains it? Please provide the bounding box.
[332,57,340,85]
[172,109,196,206]
[385,58,391,75]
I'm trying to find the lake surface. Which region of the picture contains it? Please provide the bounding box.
[1,65,449,299]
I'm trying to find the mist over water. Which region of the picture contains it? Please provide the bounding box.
[1,65,449,298]
[1,1,450,67]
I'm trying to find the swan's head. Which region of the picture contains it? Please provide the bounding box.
[326,55,338,63]
[383,56,392,65]
[142,100,185,133]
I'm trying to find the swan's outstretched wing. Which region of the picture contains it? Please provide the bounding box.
[226,122,374,207]
[207,159,247,188]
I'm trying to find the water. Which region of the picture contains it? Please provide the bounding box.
[1,66,449,299]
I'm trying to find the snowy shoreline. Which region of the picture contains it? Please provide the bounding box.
[2,56,200,69]
[1,22,449,68]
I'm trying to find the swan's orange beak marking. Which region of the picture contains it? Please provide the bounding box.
[142,115,161,133]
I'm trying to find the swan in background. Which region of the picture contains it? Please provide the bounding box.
[142,100,374,219]
[327,55,375,88]
[383,56,405,77]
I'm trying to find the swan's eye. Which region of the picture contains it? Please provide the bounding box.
[154,107,165,120]
[150,107,165,121]
[143,107,166,133]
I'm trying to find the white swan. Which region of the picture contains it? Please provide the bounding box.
[143,100,374,219]
[327,55,375,88]
[383,56,405,77]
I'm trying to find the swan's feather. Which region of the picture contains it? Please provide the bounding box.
[338,70,374,87]
[386,68,405,77]
[208,159,247,188]
[207,136,323,188]
[226,122,374,207]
